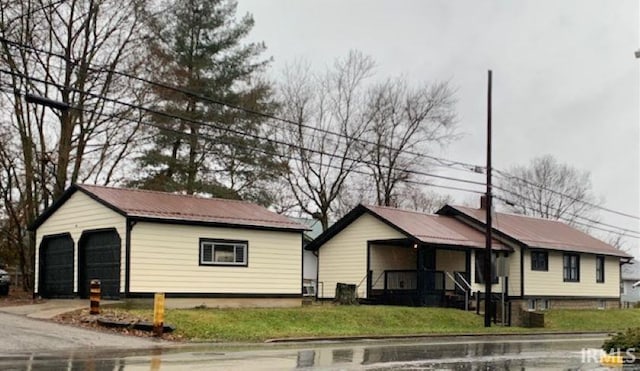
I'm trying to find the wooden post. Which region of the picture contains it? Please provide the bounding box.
[153,293,165,337]
[89,280,100,315]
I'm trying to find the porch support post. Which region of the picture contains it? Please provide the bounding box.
[416,243,426,306]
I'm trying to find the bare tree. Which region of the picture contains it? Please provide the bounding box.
[365,78,457,206]
[495,155,601,227]
[395,187,454,214]
[278,51,374,230]
[0,0,150,289]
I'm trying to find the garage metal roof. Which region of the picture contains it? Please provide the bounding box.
[438,205,631,258]
[32,184,307,232]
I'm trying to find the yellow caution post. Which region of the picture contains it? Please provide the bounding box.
[89,280,101,315]
[153,293,165,337]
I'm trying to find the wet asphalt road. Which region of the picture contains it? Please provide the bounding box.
[0,332,628,370]
[0,311,160,352]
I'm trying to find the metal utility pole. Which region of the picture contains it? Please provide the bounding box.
[484,70,493,328]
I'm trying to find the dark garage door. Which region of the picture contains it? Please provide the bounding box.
[79,230,121,299]
[39,235,74,298]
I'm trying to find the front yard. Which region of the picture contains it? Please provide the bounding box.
[55,304,640,342]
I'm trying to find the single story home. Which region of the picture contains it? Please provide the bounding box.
[307,200,631,324]
[31,184,307,307]
[621,261,640,307]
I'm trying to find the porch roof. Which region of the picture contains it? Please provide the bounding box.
[363,205,509,250]
[306,204,509,251]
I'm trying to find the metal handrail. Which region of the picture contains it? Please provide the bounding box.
[371,271,386,288]
[454,271,472,291]
[445,271,470,311]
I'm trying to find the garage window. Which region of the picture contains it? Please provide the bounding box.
[200,239,248,267]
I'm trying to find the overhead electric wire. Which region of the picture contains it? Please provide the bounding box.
[2,36,638,226]
[0,36,484,175]
[493,194,640,239]
[494,169,640,221]
[0,76,488,196]
[4,79,638,238]
[492,187,640,237]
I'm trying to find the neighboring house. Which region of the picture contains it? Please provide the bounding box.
[307,201,631,324]
[31,184,307,307]
[289,217,323,297]
[621,261,640,306]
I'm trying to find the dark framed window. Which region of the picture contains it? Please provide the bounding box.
[475,251,498,284]
[563,253,580,282]
[531,250,548,271]
[199,238,248,267]
[596,255,605,283]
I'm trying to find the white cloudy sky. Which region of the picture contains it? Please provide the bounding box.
[236,0,640,253]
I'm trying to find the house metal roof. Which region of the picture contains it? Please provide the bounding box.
[439,205,631,258]
[363,205,508,250]
[306,204,508,251]
[32,184,307,232]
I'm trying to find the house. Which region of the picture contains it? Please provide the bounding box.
[289,217,323,297]
[621,262,640,307]
[31,184,307,307]
[307,201,631,323]
[306,204,509,308]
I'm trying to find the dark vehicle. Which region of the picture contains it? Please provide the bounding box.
[0,269,10,296]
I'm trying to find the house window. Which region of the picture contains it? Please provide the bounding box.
[527,299,536,311]
[596,256,605,283]
[538,299,550,311]
[563,253,580,282]
[200,239,248,266]
[474,251,498,284]
[531,250,548,271]
[597,299,606,310]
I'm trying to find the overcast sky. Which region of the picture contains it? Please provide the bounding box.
[236,0,640,253]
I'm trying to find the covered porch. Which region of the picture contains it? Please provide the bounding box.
[366,238,475,308]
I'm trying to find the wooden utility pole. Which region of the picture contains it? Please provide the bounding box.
[484,70,493,327]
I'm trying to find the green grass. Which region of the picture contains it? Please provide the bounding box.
[116,305,640,342]
[544,309,640,332]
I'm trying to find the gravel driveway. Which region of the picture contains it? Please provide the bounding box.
[0,311,160,353]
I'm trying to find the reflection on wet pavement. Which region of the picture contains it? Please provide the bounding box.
[1,334,634,370]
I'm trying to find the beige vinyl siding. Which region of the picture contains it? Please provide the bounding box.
[35,191,126,293]
[370,245,416,290]
[436,250,465,290]
[506,243,522,297]
[318,213,405,299]
[129,222,302,294]
[524,251,620,297]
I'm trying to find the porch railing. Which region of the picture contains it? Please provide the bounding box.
[383,270,445,291]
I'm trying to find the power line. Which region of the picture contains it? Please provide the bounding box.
[494,169,640,221]
[4,81,637,238]
[0,77,487,197]
[2,36,638,224]
[493,191,640,238]
[0,36,484,175]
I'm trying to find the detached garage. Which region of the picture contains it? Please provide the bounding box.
[31,184,306,306]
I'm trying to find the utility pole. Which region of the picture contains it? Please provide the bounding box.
[484,70,493,327]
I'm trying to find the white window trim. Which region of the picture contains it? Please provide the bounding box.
[200,239,248,267]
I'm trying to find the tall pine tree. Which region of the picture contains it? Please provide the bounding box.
[134,0,283,203]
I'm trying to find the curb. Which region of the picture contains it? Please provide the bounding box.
[264,331,613,343]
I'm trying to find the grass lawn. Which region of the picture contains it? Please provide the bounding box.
[110,304,640,342]
[544,309,640,332]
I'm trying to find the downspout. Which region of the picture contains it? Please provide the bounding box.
[124,218,136,297]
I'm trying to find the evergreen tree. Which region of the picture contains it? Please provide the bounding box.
[134,0,283,202]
